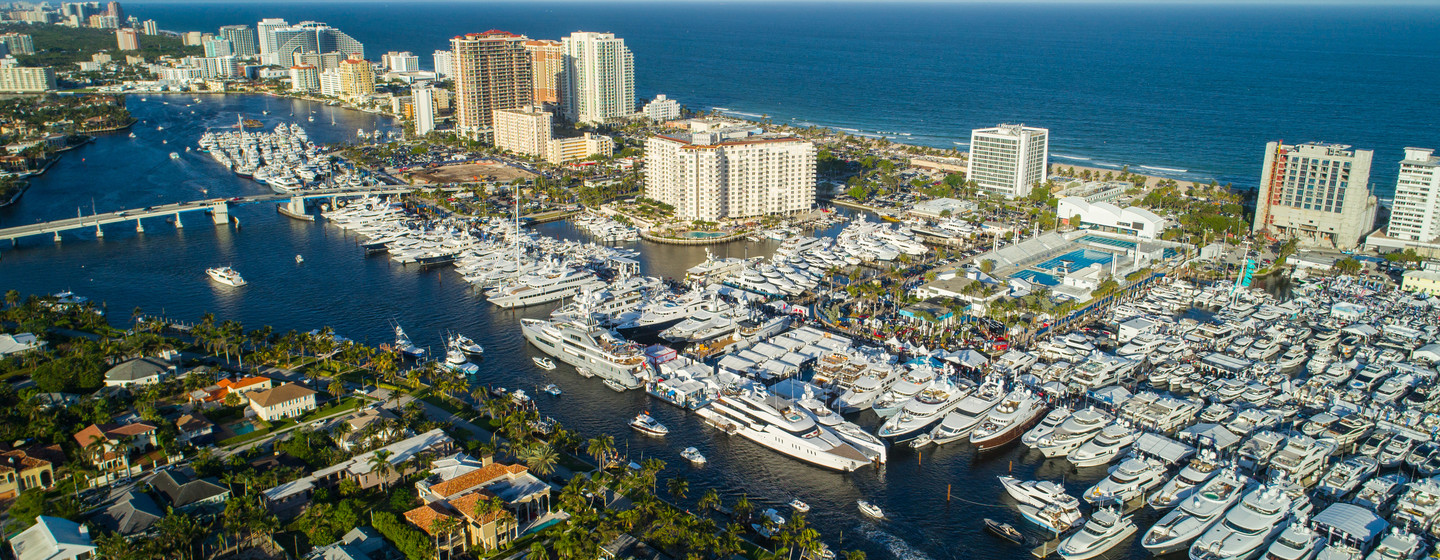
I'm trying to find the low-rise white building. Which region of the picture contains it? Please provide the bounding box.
[247,383,318,421]
[493,106,552,158]
[1056,197,1165,239]
[909,197,976,219]
[642,94,680,122]
[9,516,95,560]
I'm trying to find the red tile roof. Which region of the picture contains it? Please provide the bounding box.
[428,462,527,499]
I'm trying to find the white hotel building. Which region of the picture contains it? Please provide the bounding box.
[1386,148,1440,244]
[560,32,634,124]
[644,123,815,221]
[967,124,1049,199]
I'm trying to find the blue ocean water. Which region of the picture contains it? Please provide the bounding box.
[130,1,1440,196]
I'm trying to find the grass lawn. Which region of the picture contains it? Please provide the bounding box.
[302,397,364,421]
[420,394,464,415]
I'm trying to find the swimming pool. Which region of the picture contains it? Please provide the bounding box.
[231,420,260,435]
[684,231,729,239]
[1078,235,1138,250]
[1036,249,1114,273]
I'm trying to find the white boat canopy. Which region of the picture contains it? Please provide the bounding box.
[1129,432,1195,465]
[1090,385,1133,406]
[1177,423,1242,451]
[1311,503,1388,549]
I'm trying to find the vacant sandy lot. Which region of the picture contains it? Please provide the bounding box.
[404,162,537,184]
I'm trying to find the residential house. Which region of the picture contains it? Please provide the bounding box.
[263,429,454,519]
[189,375,274,406]
[8,516,96,560]
[92,490,164,536]
[73,422,158,481]
[247,382,318,421]
[308,528,399,560]
[149,468,229,512]
[0,449,54,498]
[336,409,403,451]
[405,458,551,551]
[175,413,215,445]
[103,357,172,387]
[0,333,45,357]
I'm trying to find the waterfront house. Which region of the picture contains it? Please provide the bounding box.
[309,528,400,560]
[103,357,172,388]
[247,382,318,421]
[405,456,551,550]
[8,516,95,560]
[0,333,45,357]
[0,449,54,498]
[263,429,454,519]
[337,409,404,451]
[189,375,274,406]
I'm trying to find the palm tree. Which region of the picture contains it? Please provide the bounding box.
[733,494,753,522]
[527,542,549,560]
[698,488,720,512]
[586,435,615,469]
[523,443,559,477]
[368,449,395,490]
[666,477,689,501]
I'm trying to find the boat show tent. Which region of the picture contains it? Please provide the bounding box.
[1177,423,1242,451]
[1090,386,1133,406]
[1413,343,1440,364]
[1312,503,1388,550]
[941,349,989,369]
[1129,432,1194,466]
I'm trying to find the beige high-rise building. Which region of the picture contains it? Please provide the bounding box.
[450,31,532,141]
[493,106,552,158]
[967,124,1048,199]
[337,56,374,97]
[645,122,815,221]
[0,66,56,92]
[560,32,634,124]
[1253,141,1376,250]
[523,40,562,109]
[115,28,139,50]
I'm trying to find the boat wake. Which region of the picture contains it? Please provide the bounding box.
[721,109,766,118]
[1140,165,1188,173]
[1052,154,1090,161]
[857,526,935,560]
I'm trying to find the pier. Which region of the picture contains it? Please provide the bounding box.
[0,186,433,244]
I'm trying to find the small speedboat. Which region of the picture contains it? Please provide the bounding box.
[984,518,1026,546]
[295,254,304,264]
[542,384,561,396]
[909,433,934,449]
[629,412,668,436]
[857,500,884,519]
[681,447,706,465]
[789,499,811,513]
[603,378,628,392]
[533,357,556,370]
[455,335,484,356]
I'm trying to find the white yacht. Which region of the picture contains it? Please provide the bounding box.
[206,266,246,286]
[1142,469,1254,556]
[1058,508,1137,560]
[487,266,604,308]
[697,387,874,472]
[795,393,888,463]
[1189,483,1307,560]
[1316,456,1378,501]
[1021,407,1073,448]
[1237,431,1288,473]
[1266,434,1338,488]
[1069,423,1139,468]
[1035,407,1113,458]
[1364,528,1424,560]
[1392,477,1440,532]
[927,379,1005,444]
[971,389,1047,450]
[520,318,650,390]
[1264,519,1322,560]
[1149,449,1226,509]
[616,290,716,330]
[876,379,969,444]
[1083,458,1166,505]
[999,476,1071,508]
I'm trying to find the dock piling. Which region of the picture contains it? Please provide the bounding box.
[95,224,103,238]
[135,218,143,233]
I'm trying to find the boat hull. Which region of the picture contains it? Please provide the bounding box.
[974,408,1047,451]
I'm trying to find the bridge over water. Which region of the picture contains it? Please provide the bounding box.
[0,186,426,243]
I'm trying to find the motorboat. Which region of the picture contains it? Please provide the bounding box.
[1083,458,1166,506]
[1351,473,1407,515]
[1141,468,1254,556]
[927,379,1005,444]
[788,499,810,513]
[1237,431,1288,473]
[454,334,485,356]
[533,356,557,370]
[696,388,874,472]
[857,500,884,519]
[1035,407,1113,458]
[1149,449,1226,509]
[1264,518,1322,560]
[1316,456,1378,501]
[999,476,1072,509]
[1058,508,1136,560]
[391,323,425,358]
[1189,483,1307,560]
[752,508,786,538]
[629,412,668,436]
[295,254,304,264]
[521,318,649,389]
[542,384,561,396]
[681,447,706,465]
[984,518,1027,546]
[1392,477,1440,532]
[1021,407,1072,448]
[1380,433,1418,468]
[1266,434,1338,488]
[877,379,969,443]
[206,266,246,287]
[1068,423,1139,468]
[1364,528,1425,560]
[971,389,1047,450]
